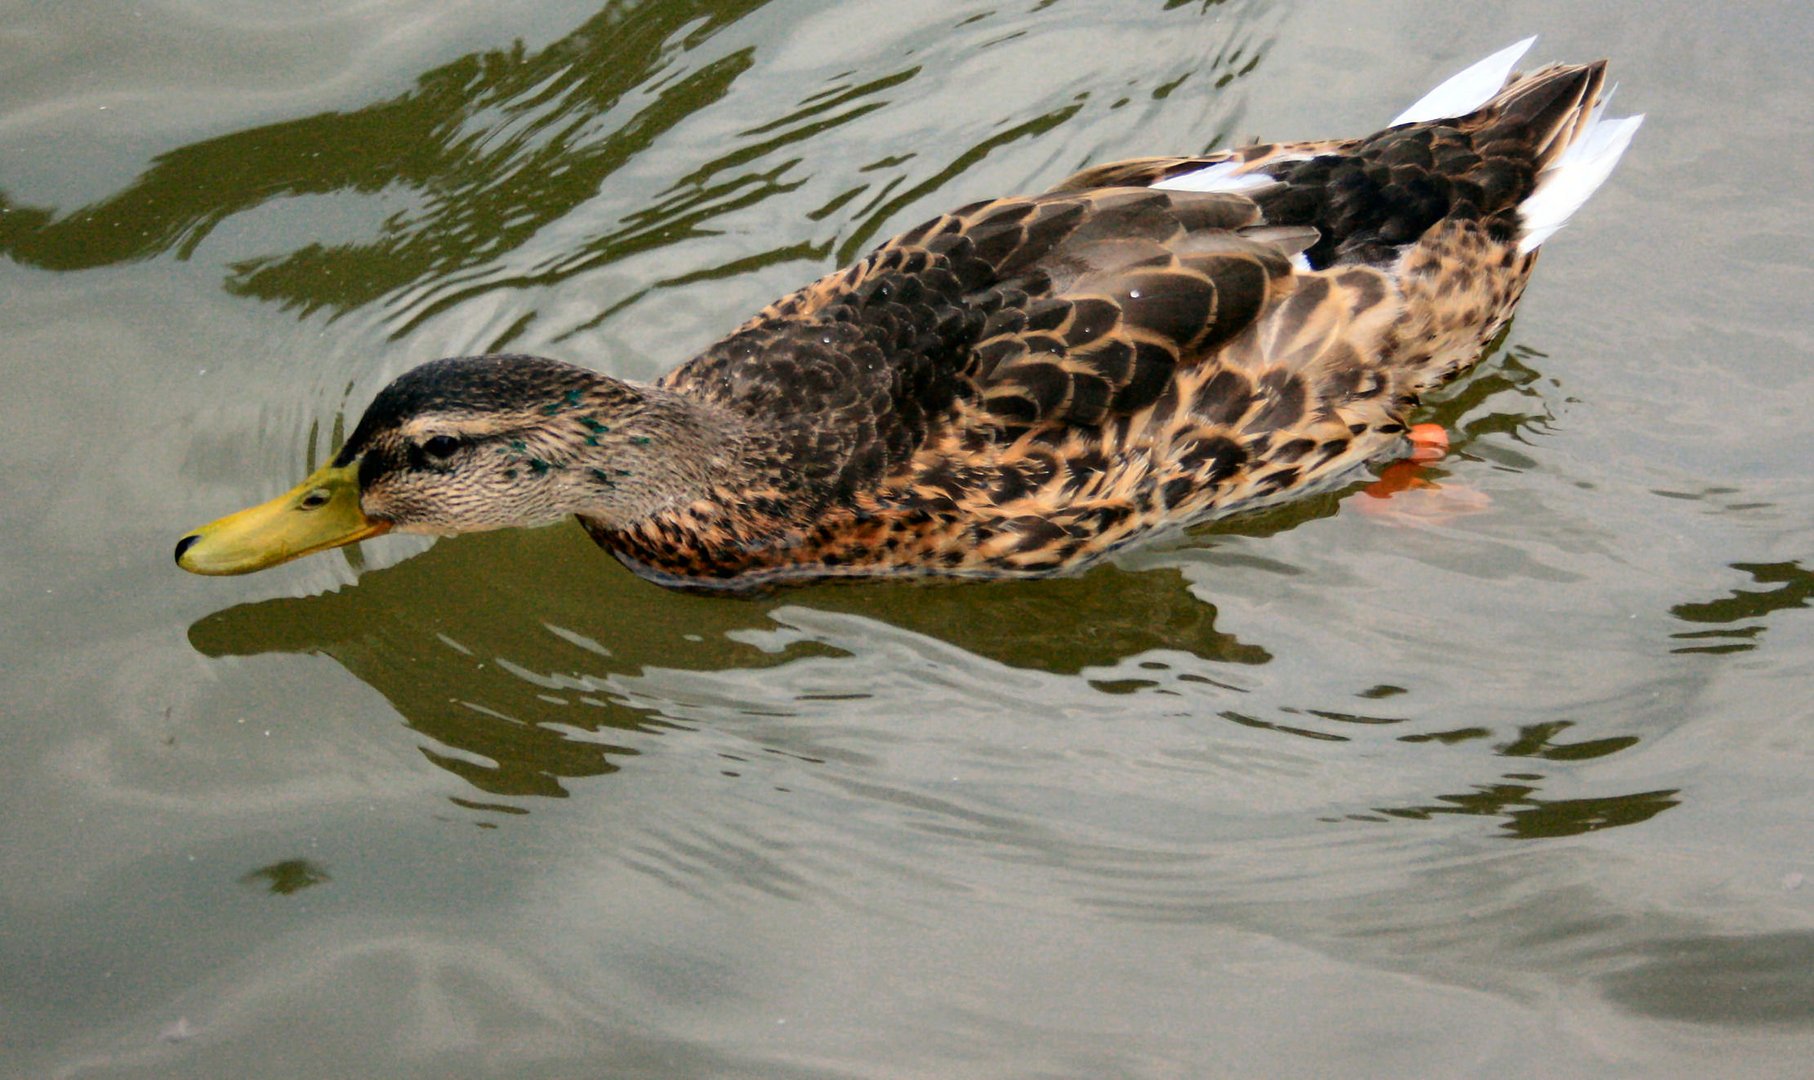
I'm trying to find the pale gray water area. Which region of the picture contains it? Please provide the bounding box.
[3,1,1813,1076]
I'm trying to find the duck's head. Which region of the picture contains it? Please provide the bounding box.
[175,354,731,575]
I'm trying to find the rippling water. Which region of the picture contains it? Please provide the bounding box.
[5,1,1813,1076]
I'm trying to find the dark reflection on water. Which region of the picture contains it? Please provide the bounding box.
[1491,719,1640,761]
[239,859,332,896]
[0,0,771,319]
[182,507,1682,842]
[1669,560,1813,655]
[187,521,1270,800]
[1374,783,1679,839]
[189,525,799,798]
[0,0,1284,347]
[808,563,1270,673]
[1295,716,1675,837]
[1600,931,1814,1026]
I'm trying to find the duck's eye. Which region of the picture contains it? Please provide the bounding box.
[421,435,462,460]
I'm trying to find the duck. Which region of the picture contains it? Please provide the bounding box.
[176,39,1641,590]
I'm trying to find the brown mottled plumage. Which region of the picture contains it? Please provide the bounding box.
[176,47,1641,587]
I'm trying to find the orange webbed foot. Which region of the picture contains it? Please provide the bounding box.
[1404,423,1449,462]
[1352,424,1491,525]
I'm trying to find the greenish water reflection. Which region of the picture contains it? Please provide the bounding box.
[1670,560,1814,655]
[188,521,1269,798]
[239,859,333,896]
[1376,783,1680,840]
[185,508,1683,843]
[0,0,1281,347]
[0,0,771,321]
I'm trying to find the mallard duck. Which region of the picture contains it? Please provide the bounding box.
[177,39,1641,589]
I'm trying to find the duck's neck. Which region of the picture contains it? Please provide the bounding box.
[563,377,747,530]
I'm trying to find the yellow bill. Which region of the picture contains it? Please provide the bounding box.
[175,460,390,575]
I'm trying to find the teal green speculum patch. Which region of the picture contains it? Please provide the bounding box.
[539,391,584,416]
[579,417,610,433]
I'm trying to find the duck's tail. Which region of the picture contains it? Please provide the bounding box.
[1395,38,1644,252]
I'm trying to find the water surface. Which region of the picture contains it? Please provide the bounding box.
[4,1,1813,1076]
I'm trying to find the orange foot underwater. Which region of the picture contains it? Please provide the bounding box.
[1353,424,1492,526]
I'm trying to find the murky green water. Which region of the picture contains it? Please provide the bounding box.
[4,1,1812,1076]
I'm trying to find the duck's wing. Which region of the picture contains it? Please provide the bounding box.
[937,187,1317,430]
[729,186,1322,428]
[1044,141,1355,195]
[942,191,1412,522]
[667,185,1386,526]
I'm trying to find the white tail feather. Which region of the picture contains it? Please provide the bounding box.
[1157,37,1640,252]
[1155,39,1544,196]
[1390,37,1537,125]
[1152,159,1279,194]
[1517,111,1643,251]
